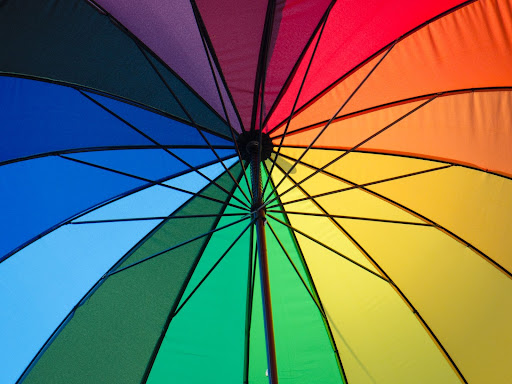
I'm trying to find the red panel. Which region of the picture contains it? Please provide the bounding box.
[265,0,469,131]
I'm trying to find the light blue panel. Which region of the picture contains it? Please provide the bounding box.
[0,220,161,384]
[85,92,235,147]
[0,77,152,164]
[171,148,236,167]
[0,156,145,260]
[165,158,237,192]
[74,158,236,221]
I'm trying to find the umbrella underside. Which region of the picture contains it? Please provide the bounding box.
[1,0,511,383]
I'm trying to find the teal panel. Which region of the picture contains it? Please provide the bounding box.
[146,184,252,383]
[0,0,231,138]
[22,165,243,384]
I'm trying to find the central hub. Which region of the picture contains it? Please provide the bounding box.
[237,130,274,162]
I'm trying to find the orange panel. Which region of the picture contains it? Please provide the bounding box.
[271,0,512,157]
[274,91,512,177]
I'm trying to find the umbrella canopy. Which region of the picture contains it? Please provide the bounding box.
[1,0,511,383]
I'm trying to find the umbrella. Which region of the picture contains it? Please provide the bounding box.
[1,0,511,383]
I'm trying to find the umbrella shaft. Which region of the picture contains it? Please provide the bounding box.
[250,145,278,384]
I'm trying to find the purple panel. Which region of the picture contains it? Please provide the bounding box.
[195,0,268,131]
[95,0,230,119]
[206,43,242,133]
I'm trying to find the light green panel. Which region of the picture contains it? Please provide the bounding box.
[248,172,344,383]
[147,181,252,383]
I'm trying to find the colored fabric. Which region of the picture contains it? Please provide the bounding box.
[2,1,511,383]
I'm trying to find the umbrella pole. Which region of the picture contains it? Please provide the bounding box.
[249,140,279,384]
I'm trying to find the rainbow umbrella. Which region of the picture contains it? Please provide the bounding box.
[1,0,511,383]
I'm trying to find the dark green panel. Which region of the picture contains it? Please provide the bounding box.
[22,165,244,384]
[146,184,252,383]
[0,0,231,137]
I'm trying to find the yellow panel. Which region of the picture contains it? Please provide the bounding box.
[340,219,512,383]
[269,153,353,199]
[269,167,380,274]
[293,228,460,383]
[369,166,512,274]
[273,156,425,224]
[279,147,446,185]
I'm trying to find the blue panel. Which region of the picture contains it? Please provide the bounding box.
[171,148,236,167]
[0,220,161,384]
[67,149,235,181]
[0,156,146,260]
[0,77,152,163]
[85,93,235,147]
[68,149,188,181]
[74,158,236,221]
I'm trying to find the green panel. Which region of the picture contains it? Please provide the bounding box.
[0,0,231,137]
[248,171,344,384]
[115,166,247,270]
[23,165,243,384]
[146,184,252,383]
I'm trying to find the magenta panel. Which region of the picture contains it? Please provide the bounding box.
[195,0,269,131]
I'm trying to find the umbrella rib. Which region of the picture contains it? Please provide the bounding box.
[195,13,254,200]
[134,41,252,205]
[243,222,256,383]
[266,220,326,319]
[59,154,248,211]
[263,160,348,383]
[264,94,439,207]
[78,90,251,209]
[267,211,432,227]
[70,213,247,225]
[265,40,398,205]
[0,155,244,266]
[251,0,276,132]
[108,216,252,277]
[285,177,469,383]
[265,154,451,210]
[261,5,330,199]
[270,86,512,141]
[270,154,512,279]
[267,214,388,283]
[189,0,246,129]
[0,144,236,168]
[171,220,254,317]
